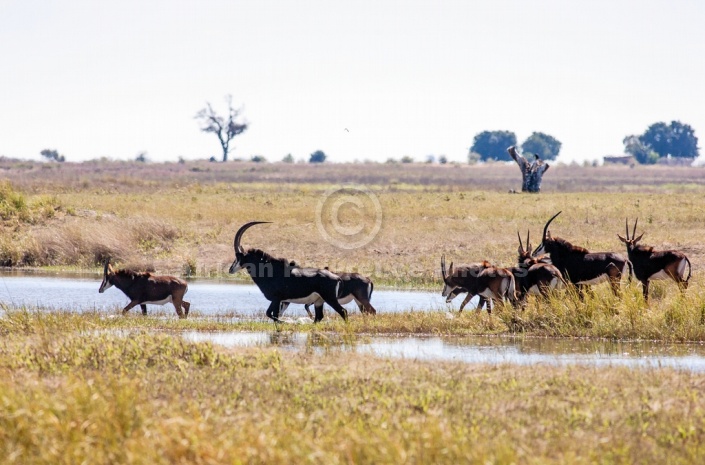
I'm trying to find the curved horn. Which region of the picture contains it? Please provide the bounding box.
[541,211,562,241]
[234,221,272,253]
[633,218,638,240]
[526,230,531,250]
[625,218,630,240]
[441,255,447,280]
[517,231,524,254]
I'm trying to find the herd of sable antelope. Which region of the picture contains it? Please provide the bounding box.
[98,213,693,322]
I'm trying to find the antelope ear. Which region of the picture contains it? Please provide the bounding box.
[617,234,627,243]
[108,264,115,274]
[517,245,523,255]
[546,230,552,239]
[633,233,644,243]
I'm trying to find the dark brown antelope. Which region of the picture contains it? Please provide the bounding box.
[517,230,552,267]
[98,259,190,318]
[281,270,377,317]
[445,286,489,312]
[441,256,490,311]
[229,221,348,323]
[533,212,631,297]
[618,218,692,301]
[441,255,517,313]
[513,230,564,299]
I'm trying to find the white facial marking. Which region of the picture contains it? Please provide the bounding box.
[99,280,113,293]
[441,283,456,298]
[229,262,243,274]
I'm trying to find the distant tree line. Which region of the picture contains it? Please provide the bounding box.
[469,131,561,163]
[468,121,699,166]
[623,121,699,164]
[40,149,65,162]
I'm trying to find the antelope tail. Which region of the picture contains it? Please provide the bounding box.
[507,274,517,303]
[685,257,692,283]
[625,260,634,284]
[335,281,343,299]
[368,282,374,300]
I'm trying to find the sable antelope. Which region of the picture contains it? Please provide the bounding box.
[517,230,552,267]
[98,259,190,318]
[618,218,692,300]
[533,212,631,296]
[514,230,564,299]
[445,286,489,312]
[229,221,348,323]
[440,255,517,313]
[281,270,377,317]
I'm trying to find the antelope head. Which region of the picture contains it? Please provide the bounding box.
[99,259,115,293]
[517,230,533,262]
[229,221,272,273]
[532,211,561,256]
[440,254,456,297]
[617,218,645,252]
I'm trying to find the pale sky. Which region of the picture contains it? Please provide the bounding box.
[1,0,704,163]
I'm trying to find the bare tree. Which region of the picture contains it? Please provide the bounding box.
[508,146,549,193]
[195,95,248,162]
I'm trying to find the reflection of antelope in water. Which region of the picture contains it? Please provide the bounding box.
[618,218,691,301]
[281,270,377,317]
[441,255,517,313]
[98,259,190,318]
[533,212,631,297]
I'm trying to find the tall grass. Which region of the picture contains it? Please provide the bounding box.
[496,282,705,341]
[1,313,705,464]
[0,181,61,223]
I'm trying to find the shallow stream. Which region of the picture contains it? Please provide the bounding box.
[183,331,705,372]
[0,273,447,315]
[3,273,704,372]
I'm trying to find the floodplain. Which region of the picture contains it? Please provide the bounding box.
[2,159,705,463]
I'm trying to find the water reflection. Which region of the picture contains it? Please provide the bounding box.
[183,331,705,372]
[0,273,447,315]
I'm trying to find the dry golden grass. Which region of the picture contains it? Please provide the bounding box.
[1,312,705,464]
[7,183,704,286]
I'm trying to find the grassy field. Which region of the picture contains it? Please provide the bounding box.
[1,311,705,464]
[2,160,705,463]
[1,160,704,283]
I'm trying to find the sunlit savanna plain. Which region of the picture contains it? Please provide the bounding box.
[2,159,705,463]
